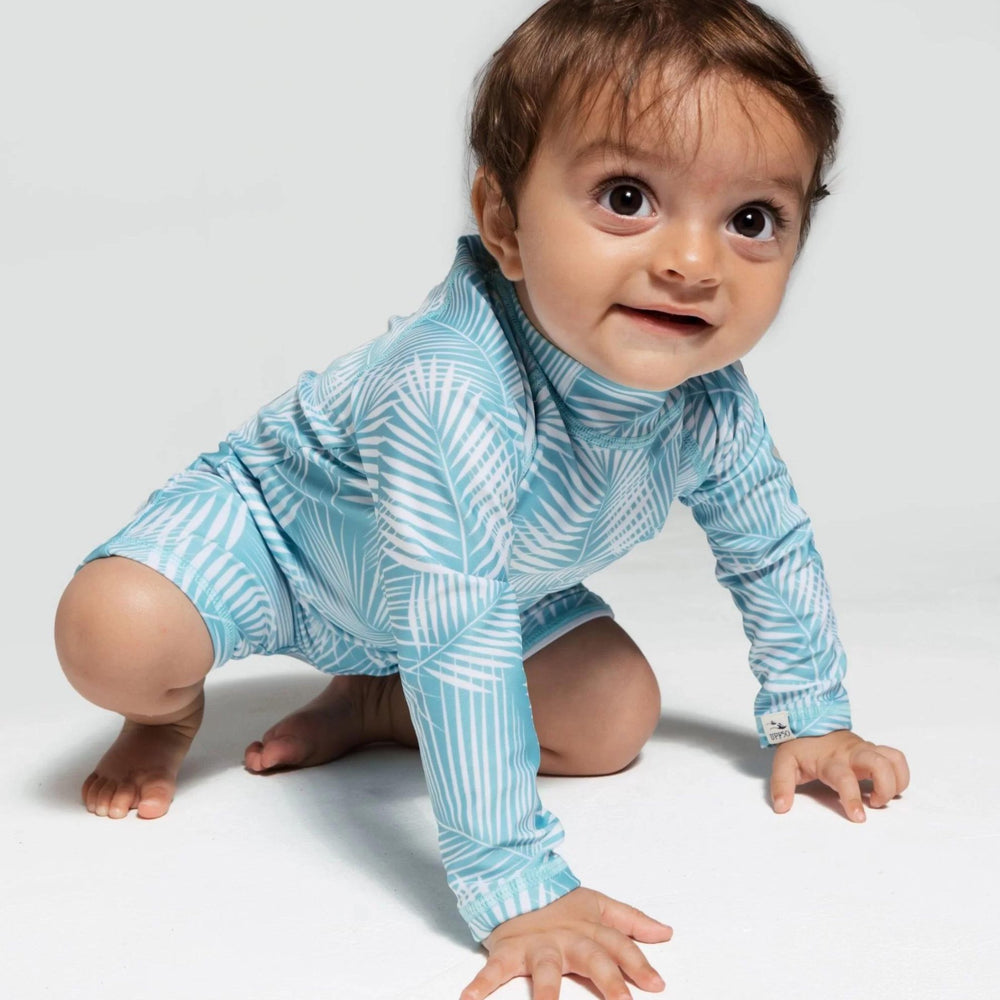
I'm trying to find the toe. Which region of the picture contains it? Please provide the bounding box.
[84,774,106,814]
[259,734,309,771]
[244,740,265,772]
[260,722,284,743]
[82,771,100,808]
[136,778,174,819]
[109,782,138,820]
[93,778,116,818]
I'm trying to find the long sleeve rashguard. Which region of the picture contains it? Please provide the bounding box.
[210,235,850,939]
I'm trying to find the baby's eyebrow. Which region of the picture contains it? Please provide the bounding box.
[569,138,807,206]
[741,174,807,205]
[570,138,669,168]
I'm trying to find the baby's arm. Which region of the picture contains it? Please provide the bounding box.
[355,341,670,997]
[356,353,569,928]
[353,339,585,923]
[680,366,909,817]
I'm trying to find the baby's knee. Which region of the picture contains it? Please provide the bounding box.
[55,557,213,714]
[600,650,661,769]
[553,646,661,777]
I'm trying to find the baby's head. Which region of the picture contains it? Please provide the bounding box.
[471,0,838,242]
[469,0,841,391]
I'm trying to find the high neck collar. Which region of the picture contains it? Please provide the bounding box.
[462,236,681,446]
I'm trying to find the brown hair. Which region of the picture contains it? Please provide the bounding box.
[469,0,839,243]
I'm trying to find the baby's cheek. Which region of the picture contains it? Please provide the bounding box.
[741,276,791,334]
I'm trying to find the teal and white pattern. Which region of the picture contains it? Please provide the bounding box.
[84,235,849,940]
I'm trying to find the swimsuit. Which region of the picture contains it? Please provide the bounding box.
[83,235,850,939]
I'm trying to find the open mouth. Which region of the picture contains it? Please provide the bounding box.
[618,305,711,333]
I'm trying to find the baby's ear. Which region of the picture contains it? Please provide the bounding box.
[471,168,524,281]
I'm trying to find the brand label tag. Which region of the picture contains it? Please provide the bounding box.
[761,711,794,745]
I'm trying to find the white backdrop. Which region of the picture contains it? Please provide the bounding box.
[3,0,997,626]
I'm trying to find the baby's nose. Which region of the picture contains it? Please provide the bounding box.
[653,222,721,286]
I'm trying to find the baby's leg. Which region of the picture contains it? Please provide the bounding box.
[55,556,215,819]
[245,617,660,778]
[524,616,661,776]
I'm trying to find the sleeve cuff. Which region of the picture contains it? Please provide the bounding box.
[458,855,581,942]
[755,692,852,748]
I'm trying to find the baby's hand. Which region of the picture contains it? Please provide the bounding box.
[460,887,672,1000]
[770,729,910,822]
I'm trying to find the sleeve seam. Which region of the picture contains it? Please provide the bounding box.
[459,857,573,921]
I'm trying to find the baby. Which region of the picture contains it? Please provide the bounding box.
[54,1,910,998]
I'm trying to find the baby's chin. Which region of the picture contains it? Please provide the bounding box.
[585,354,727,393]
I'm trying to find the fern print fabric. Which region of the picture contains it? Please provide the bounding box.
[83,235,850,940]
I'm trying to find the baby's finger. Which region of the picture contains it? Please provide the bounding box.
[770,750,799,813]
[592,925,666,993]
[567,940,632,1000]
[598,896,673,943]
[460,950,520,1000]
[874,744,911,795]
[851,747,898,809]
[820,759,865,822]
[528,947,565,1000]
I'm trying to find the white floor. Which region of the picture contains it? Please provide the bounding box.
[5,504,998,1000]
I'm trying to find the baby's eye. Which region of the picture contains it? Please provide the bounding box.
[598,183,653,218]
[727,205,778,240]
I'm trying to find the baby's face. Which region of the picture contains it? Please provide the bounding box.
[484,73,816,391]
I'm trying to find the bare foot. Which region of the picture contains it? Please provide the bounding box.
[82,694,204,820]
[244,674,417,773]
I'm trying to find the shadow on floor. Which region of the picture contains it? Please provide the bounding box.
[650,709,768,778]
[38,671,815,944]
[36,668,468,944]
